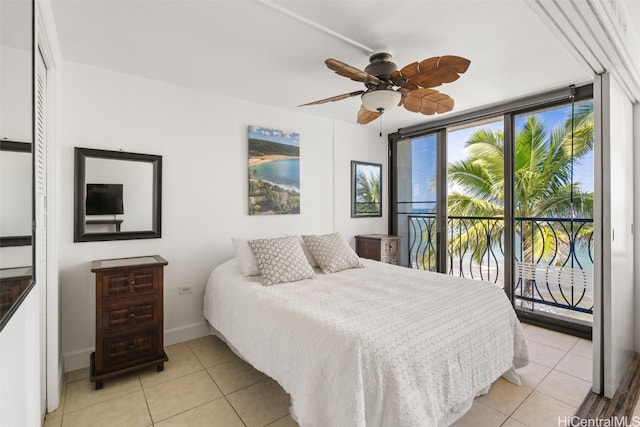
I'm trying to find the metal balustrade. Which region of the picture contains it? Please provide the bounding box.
[407,215,594,318]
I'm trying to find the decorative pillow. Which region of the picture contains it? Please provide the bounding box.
[298,236,319,267]
[231,238,260,276]
[302,233,364,274]
[248,235,315,286]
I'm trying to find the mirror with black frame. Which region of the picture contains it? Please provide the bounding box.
[74,147,162,242]
[0,0,34,331]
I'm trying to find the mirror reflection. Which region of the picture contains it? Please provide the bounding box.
[0,0,34,330]
[74,148,162,242]
[0,141,32,246]
[84,157,154,233]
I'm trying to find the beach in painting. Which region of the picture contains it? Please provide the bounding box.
[249,154,296,167]
[248,126,301,215]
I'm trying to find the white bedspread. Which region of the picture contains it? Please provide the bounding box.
[203,258,528,427]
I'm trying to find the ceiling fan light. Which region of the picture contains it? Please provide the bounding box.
[361,89,401,112]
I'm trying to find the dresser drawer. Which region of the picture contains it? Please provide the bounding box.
[101,330,159,368]
[102,297,159,333]
[91,256,168,389]
[100,267,159,298]
[381,239,399,257]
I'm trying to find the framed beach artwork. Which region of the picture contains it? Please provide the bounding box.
[351,161,382,218]
[248,126,301,215]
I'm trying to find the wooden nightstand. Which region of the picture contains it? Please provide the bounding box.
[90,255,168,389]
[355,234,401,265]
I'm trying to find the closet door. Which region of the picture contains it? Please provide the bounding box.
[35,46,48,417]
[595,72,634,397]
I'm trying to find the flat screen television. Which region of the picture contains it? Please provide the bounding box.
[86,183,124,215]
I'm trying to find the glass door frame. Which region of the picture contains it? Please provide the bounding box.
[389,84,593,339]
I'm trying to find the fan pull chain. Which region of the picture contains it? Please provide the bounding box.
[379,117,383,138]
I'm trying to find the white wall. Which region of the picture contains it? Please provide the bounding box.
[0,288,41,427]
[59,62,387,370]
[333,120,388,243]
[601,73,635,397]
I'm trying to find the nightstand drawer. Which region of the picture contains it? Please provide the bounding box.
[102,330,159,367]
[381,239,399,256]
[101,267,158,298]
[103,298,159,333]
[357,240,381,261]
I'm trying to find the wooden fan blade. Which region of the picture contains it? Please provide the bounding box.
[410,68,460,89]
[400,82,419,92]
[298,90,364,107]
[357,106,382,124]
[403,88,454,115]
[325,58,382,84]
[400,55,470,89]
[434,55,471,73]
[398,62,420,79]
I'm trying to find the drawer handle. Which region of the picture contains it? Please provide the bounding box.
[129,313,135,318]
[129,280,136,286]
[129,343,134,349]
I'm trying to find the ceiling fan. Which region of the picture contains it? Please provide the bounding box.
[300,52,470,124]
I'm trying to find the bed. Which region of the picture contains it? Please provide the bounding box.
[203,240,528,427]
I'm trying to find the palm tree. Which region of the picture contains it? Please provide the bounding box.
[445,104,594,300]
[355,169,381,214]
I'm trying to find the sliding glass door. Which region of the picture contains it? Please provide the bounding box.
[394,132,440,270]
[390,86,594,336]
[446,118,504,286]
[512,100,594,326]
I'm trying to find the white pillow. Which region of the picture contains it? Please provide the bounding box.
[302,233,364,274]
[248,235,315,286]
[231,238,260,276]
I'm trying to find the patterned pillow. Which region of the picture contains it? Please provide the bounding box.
[302,233,364,274]
[248,235,315,286]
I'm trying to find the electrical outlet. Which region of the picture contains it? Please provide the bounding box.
[178,286,193,295]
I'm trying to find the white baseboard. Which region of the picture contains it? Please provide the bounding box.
[164,321,211,346]
[63,346,94,372]
[62,322,211,372]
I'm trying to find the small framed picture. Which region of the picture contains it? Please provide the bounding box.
[351,161,382,218]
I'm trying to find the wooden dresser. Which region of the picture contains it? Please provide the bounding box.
[355,234,401,265]
[90,255,168,389]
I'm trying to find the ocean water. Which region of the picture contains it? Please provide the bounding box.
[250,158,300,191]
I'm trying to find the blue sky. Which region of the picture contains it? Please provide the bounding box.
[410,101,594,202]
[248,126,300,146]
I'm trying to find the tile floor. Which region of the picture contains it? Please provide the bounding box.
[42,323,606,427]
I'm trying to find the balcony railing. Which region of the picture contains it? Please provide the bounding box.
[408,215,594,319]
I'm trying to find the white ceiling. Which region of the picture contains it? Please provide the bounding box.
[48,0,638,133]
